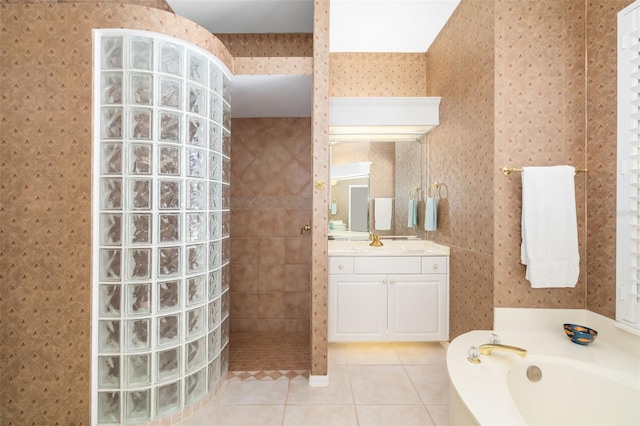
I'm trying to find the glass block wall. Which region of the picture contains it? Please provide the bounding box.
[92,30,231,424]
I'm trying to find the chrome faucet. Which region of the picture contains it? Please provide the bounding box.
[478,343,527,357]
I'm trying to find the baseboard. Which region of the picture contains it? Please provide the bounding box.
[308,374,330,387]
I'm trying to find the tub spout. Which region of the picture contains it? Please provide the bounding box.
[478,343,527,357]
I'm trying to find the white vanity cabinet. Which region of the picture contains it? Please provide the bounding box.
[328,255,448,342]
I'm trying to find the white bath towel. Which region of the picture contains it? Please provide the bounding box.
[520,166,579,288]
[424,197,438,231]
[374,198,393,231]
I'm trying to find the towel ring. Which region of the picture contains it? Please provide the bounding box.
[428,182,448,199]
[409,186,421,200]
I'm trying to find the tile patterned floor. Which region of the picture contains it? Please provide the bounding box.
[178,342,450,426]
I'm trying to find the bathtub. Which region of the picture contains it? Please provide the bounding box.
[447,329,640,425]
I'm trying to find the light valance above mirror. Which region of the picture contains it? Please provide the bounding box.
[329,97,441,142]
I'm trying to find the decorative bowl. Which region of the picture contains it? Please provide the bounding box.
[563,323,598,345]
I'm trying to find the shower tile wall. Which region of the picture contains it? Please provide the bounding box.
[1,4,234,424]
[230,118,312,333]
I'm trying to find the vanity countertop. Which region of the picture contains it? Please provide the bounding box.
[328,239,450,257]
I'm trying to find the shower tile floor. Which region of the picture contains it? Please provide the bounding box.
[178,342,450,426]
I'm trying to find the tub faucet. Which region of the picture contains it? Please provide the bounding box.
[478,343,527,357]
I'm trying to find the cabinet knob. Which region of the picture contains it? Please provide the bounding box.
[389,278,395,284]
[432,263,438,270]
[338,264,344,270]
[382,278,388,284]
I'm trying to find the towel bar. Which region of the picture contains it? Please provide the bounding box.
[501,166,588,176]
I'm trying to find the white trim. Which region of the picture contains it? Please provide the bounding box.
[308,374,330,387]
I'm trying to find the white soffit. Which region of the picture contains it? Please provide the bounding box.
[231,75,312,117]
[166,0,314,33]
[330,0,461,53]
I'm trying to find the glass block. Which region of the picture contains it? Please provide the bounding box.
[208,270,220,301]
[186,275,205,307]
[209,152,221,181]
[98,320,120,353]
[185,369,205,405]
[209,65,222,95]
[100,213,122,245]
[159,145,180,175]
[101,178,122,210]
[209,212,221,240]
[127,283,151,316]
[159,180,181,209]
[208,182,221,210]
[101,142,123,175]
[101,73,122,104]
[159,214,180,243]
[130,143,151,174]
[130,108,152,140]
[187,84,206,116]
[127,318,150,350]
[186,337,205,372]
[221,320,230,349]
[97,391,120,424]
[158,279,181,312]
[208,241,221,270]
[98,355,120,389]
[209,123,222,152]
[221,211,230,237]
[129,37,153,70]
[129,73,152,105]
[101,107,123,139]
[157,314,180,346]
[159,77,181,109]
[128,248,151,280]
[157,347,180,381]
[188,51,206,84]
[222,129,231,157]
[221,343,229,371]
[222,184,230,209]
[159,111,181,142]
[186,306,204,338]
[222,101,231,131]
[221,266,229,293]
[221,291,230,320]
[188,116,206,146]
[187,244,205,274]
[207,328,220,361]
[130,213,151,244]
[159,42,183,76]
[221,156,231,183]
[156,381,180,416]
[222,75,231,103]
[125,390,150,422]
[100,249,121,281]
[130,179,151,210]
[208,299,220,330]
[101,36,123,70]
[99,284,121,317]
[187,149,205,178]
[186,212,205,242]
[187,181,205,210]
[208,358,221,392]
[159,247,181,277]
[126,353,150,386]
[221,239,229,265]
[209,94,221,123]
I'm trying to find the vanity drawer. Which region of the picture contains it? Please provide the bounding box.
[422,256,448,274]
[353,257,422,274]
[329,257,354,274]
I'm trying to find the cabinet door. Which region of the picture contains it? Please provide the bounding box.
[388,274,447,341]
[328,275,387,342]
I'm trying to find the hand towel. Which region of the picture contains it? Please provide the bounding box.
[424,197,438,231]
[374,198,393,231]
[520,166,579,288]
[407,199,417,228]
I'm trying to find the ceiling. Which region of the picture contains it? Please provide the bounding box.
[166,0,460,117]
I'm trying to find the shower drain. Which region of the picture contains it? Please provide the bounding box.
[527,365,542,382]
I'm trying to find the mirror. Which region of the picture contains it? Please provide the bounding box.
[329,139,423,240]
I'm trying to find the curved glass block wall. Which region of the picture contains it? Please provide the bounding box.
[92,30,231,424]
